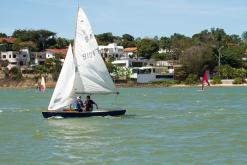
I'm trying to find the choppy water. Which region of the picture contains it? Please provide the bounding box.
[0,87,247,164]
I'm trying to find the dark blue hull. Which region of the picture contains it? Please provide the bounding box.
[42,109,126,118]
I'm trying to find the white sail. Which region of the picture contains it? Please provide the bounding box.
[40,76,46,92]
[73,8,116,94]
[48,44,75,110]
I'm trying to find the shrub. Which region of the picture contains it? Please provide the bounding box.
[211,76,222,84]
[233,77,246,84]
[185,74,198,85]
[9,67,23,80]
[151,80,178,86]
[232,68,246,79]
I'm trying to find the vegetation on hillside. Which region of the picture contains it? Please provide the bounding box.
[0,28,247,82]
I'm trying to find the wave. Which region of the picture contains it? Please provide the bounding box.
[0,107,31,112]
[48,116,64,119]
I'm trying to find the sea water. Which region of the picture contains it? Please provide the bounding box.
[0,87,247,164]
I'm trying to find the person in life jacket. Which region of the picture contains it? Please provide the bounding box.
[74,96,84,112]
[84,95,98,111]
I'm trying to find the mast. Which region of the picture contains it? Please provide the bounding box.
[73,2,80,54]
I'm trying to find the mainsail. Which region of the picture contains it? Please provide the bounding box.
[73,8,116,94]
[48,8,117,110]
[48,44,75,110]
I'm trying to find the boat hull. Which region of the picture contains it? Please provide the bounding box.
[42,109,126,118]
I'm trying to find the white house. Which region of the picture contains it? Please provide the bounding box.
[0,51,18,68]
[0,48,31,69]
[130,66,174,83]
[31,52,46,65]
[99,43,124,59]
[112,58,148,68]
[18,48,30,66]
[158,48,174,54]
[45,48,68,59]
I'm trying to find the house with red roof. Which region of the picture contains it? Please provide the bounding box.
[0,37,17,44]
[45,48,68,62]
[123,47,137,58]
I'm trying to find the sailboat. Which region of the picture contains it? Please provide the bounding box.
[201,70,210,90]
[39,76,46,92]
[42,8,126,118]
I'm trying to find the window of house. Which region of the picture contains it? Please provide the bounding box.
[23,55,26,58]
[3,55,6,59]
[13,55,16,58]
[9,55,11,58]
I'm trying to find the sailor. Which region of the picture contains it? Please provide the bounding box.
[74,96,84,112]
[84,95,98,111]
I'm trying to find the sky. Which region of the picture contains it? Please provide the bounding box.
[1,0,247,39]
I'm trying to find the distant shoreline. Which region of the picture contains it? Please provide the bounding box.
[0,79,246,89]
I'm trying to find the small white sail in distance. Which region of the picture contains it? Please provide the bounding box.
[73,8,117,94]
[48,44,75,110]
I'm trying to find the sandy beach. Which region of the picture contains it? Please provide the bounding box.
[0,79,246,88]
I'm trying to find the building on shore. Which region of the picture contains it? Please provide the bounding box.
[112,58,148,68]
[99,43,124,60]
[45,48,68,60]
[123,47,137,59]
[0,48,30,69]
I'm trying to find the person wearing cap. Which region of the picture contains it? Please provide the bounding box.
[74,96,84,112]
[84,95,98,111]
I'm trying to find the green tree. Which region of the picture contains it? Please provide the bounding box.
[241,31,247,41]
[105,60,114,73]
[12,29,56,51]
[33,65,48,74]
[174,67,187,82]
[8,67,23,80]
[12,40,38,51]
[181,46,214,76]
[112,66,131,80]
[120,34,136,48]
[53,37,70,49]
[210,28,229,77]
[192,30,211,44]
[137,38,159,59]
[232,68,246,80]
[170,33,194,61]
[220,65,233,79]
[95,32,115,45]
[159,37,171,50]
[151,52,173,60]
[44,58,62,80]
[122,34,134,41]
[230,34,241,44]
[221,46,244,68]
[0,33,7,37]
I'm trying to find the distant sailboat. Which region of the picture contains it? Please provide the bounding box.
[201,70,210,90]
[39,76,46,92]
[42,7,126,118]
